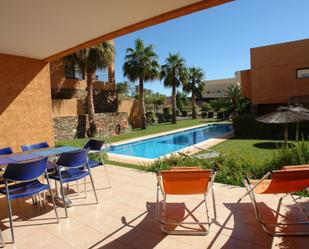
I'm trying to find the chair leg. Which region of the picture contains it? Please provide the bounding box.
[6,198,14,243]
[59,182,68,218]
[84,177,87,198]
[48,185,59,223]
[100,153,111,188]
[88,172,98,204]
[76,181,79,195]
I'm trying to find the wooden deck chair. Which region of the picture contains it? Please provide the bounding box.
[239,167,309,236]
[156,167,217,235]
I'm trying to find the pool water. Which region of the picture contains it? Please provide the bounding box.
[108,124,233,159]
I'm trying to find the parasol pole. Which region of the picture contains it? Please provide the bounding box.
[296,122,299,142]
[284,123,288,148]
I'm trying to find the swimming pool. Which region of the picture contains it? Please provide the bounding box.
[108,124,233,159]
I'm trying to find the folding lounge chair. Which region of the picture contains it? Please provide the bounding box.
[239,167,309,236]
[156,167,217,235]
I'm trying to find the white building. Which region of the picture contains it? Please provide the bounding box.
[202,72,240,100]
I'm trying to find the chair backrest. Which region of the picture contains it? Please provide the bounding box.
[3,157,48,181]
[57,148,89,168]
[160,168,212,195]
[264,168,309,194]
[0,147,13,155]
[21,142,49,152]
[83,139,104,151]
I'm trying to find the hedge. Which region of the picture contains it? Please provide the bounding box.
[233,113,309,139]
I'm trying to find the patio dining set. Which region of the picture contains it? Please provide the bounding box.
[0,139,111,246]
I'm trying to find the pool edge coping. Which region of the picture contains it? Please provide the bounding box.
[107,123,233,165]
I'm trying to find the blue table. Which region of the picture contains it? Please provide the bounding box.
[0,146,80,166]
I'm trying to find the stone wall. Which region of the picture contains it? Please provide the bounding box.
[53,112,128,141]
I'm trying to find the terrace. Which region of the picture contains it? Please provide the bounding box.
[1,0,309,248]
[0,165,308,249]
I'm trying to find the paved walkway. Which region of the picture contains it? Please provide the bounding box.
[0,165,308,248]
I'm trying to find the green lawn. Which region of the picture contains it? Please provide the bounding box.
[209,138,287,164]
[56,119,221,147]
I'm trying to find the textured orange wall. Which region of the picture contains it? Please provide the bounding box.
[52,99,84,117]
[249,39,309,105]
[50,59,115,91]
[240,69,251,99]
[0,54,54,152]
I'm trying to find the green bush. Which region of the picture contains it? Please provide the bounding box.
[156,108,172,123]
[146,111,155,125]
[232,113,309,139]
[217,112,224,119]
[201,112,207,119]
[181,110,188,117]
[201,103,211,112]
[143,140,309,195]
[145,153,258,186]
[207,112,214,118]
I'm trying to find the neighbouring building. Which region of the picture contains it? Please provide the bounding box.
[240,39,309,114]
[201,72,240,101]
[50,40,129,140]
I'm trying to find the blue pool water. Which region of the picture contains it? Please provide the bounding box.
[108,124,233,159]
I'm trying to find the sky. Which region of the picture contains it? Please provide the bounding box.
[114,0,309,96]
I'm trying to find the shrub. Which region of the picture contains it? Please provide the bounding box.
[181,110,188,117]
[176,109,180,117]
[156,108,172,123]
[207,112,214,118]
[144,140,309,195]
[232,113,309,139]
[201,103,211,112]
[145,153,257,186]
[201,112,207,119]
[217,112,224,119]
[146,111,155,125]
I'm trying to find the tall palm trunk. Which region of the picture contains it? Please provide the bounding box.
[139,78,147,129]
[191,91,197,119]
[172,85,177,124]
[86,70,97,137]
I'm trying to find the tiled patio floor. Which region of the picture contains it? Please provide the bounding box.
[0,165,308,248]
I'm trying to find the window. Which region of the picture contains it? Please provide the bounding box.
[64,64,84,80]
[297,68,309,79]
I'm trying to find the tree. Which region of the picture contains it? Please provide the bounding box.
[183,67,205,119]
[145,92,166,113]
[226,84,242,116]
[116,82,129,97]
[161,53,188,123]
[65,41,114,137]
[176,91,188,111]
[123,39,160,129]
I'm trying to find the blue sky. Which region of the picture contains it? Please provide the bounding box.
[114,0,309,96]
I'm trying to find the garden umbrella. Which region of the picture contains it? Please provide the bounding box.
[256,107,309,146]
[288,106,309,141]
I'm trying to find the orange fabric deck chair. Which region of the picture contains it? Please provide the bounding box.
[239,167,309,236]
[156,167,217,235]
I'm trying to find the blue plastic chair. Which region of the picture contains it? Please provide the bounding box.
[0,157,59,243]
[83,139,111,187]
[49,149,98,218]
[0,147,13,155]
[21,141,49,152]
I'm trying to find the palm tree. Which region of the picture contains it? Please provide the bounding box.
[226,84,242,116]
[65,41,115,137]
[183,67,205,119]
[123,39,160,129]
[161,53,188,123]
